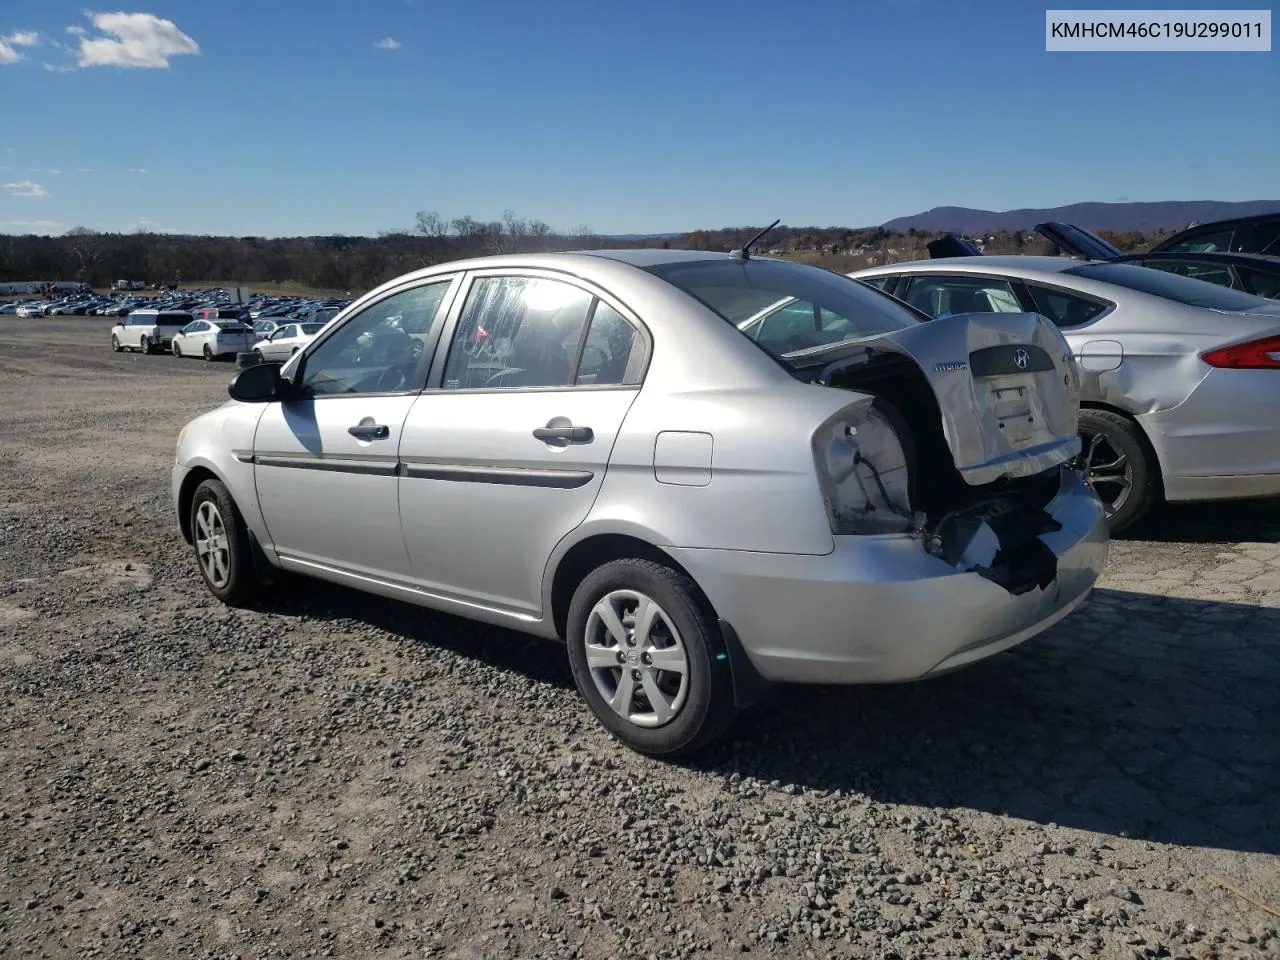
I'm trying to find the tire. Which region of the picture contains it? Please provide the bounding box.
[139,334,151,354]
[110,334,121,352]
[566,558,735,757]
[203,344,214,361]
[1077,408,1157,533]
[189,478,263,607]
[172,341,182,357]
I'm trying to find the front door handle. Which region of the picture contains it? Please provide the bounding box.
[348,423,390,440]
[533,425,593,443]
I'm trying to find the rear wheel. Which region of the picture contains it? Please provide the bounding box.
[139,334,151,354]
[1077,409,1156,533]
[566,559,735,756]
[110,334,121,352]
[203,344,214,361]
[172,340,182,357]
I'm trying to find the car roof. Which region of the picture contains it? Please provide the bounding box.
[1121,249,1280,267]
[580,248,733,267]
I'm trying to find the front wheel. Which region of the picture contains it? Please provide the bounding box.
[110,334,121,352]
[566,559,735,756]
[203,344,214,361]
[139,335,151,354]
[1077,409,1157,533]
[190,478,263,606]
[172,340,182,357]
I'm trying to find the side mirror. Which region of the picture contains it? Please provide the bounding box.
[228,361,286,403]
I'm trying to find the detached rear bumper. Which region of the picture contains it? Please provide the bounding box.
[669,468,1108,685]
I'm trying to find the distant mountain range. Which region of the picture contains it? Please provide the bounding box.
[881,200,1280,235]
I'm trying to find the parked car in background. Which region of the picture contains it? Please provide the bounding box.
[173,250,1106,755]
[252,321,326,361]
[852,257,1280,531]
[170,319,256,360]
[110,310,193,354]
[1150,210,1280,256]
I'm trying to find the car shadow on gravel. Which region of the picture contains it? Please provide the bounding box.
[257,576,576,691]
[708,587,1279,855]
[1118,498,1280,544]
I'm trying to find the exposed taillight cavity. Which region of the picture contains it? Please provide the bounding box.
[1201,334,1280,369]
[813,399,921,535]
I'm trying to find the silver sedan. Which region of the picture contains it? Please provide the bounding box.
[173,250,1105,755]
[852,257,1280,531]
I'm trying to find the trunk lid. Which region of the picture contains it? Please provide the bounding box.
[1034,221,1124,261]
[810,312,1082,486]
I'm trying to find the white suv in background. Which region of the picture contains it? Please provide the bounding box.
[110,310,193,354]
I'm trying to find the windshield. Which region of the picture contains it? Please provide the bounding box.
[1065,262,1267,311]
[645,258,917,362]
[299,322,325,335]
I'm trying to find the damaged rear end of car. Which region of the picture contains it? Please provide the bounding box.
[800,310,1095,598]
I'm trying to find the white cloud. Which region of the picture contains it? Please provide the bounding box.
[72,12,199,68]
[77,167,92,173]
[375,36,402,50]
[0,219,66,234]
[0,30,39,63]
[48,168,64,175]
[3,180,48,197]
[43,62,76,73]
[66,25,86,37]
[127,167,147,174]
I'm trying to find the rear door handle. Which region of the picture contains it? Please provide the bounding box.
[348,423,390,440]
[533,425,593,443]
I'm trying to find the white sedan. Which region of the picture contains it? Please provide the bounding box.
[252,321,326,361]
[170,319,256,360]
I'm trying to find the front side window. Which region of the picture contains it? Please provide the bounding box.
[298,280,451,397]
[1024,283,1110,327]
[1163,228,1234,253]
[443,276,593,389]
[902,275,1023,318]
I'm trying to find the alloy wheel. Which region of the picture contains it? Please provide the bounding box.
[583,590,689,728]
[194,501,231,588]
[1077,428,1133,517]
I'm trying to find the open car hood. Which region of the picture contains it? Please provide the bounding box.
[809,312,1083,486]
[927,234,984,258]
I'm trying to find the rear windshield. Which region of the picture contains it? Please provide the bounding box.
[644,258,917,363]
[217,308,248,319]
[300,323,325,334]
[213,320,248,329]
[1065,262,1267,310]
[157,313,191,324]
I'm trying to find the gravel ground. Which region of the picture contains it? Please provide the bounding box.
[2,317,1278,960]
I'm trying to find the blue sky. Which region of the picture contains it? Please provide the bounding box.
[1,1,1276,237]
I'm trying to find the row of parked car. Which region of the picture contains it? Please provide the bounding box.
[109,309,332,361]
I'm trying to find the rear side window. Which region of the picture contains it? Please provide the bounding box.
[859,276,896,292]
[1247,221,1280,255]
[443,276,593,390]
[1238,266,1280,300]
[575,303,641,386]
[1025,284,1109,328]
[1065,263,1266,310]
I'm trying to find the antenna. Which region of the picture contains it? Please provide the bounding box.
[729,219,781,260]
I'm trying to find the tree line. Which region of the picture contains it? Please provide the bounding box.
[0,211,1166,294]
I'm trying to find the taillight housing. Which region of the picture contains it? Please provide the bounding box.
[1201,334,1280,370]
[812,400,922,535]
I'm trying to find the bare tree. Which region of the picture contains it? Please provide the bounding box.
[414,210,447,237]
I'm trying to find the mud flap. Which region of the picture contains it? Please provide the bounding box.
[929,496,1062,595]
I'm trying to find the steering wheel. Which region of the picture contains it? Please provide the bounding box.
[374,365,408,393]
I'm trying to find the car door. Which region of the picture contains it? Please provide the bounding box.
[177,320,201,351]
[262,324,293,360]
[397,271,647,615]
[252,276,459,581]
